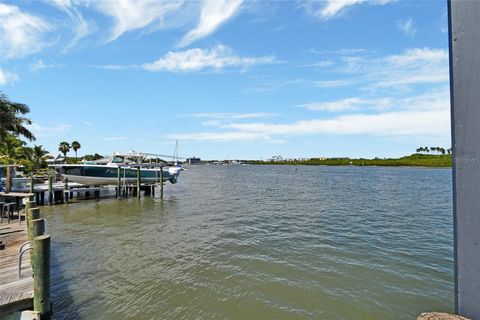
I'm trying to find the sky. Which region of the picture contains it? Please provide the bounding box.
[0,0,450,160]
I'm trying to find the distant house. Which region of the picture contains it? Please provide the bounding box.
[186,157,201,164]
[45,154,66,165]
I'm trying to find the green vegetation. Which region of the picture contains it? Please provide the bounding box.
[0,93,35,142]
[0,93,47,172]
[250,154,452,168]
[58,141,71,157]
[71,141,81,159]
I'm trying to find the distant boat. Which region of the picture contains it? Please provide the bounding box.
[51,152,184,186]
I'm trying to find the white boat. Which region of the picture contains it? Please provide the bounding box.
[51,152,183,186]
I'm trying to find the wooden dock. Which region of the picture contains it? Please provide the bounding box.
[0,221,34,316]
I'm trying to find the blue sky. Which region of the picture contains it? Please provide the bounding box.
[0,0,450,160]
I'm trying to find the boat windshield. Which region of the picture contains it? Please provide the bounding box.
[111,156,125,163]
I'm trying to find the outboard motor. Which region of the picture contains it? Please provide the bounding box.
[167,166,184,184]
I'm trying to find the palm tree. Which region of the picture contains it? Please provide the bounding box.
[71,141,81,159]
[0,134,25,164]
[31,145,49,169]
[58,141,70,158]
[0,93,35,141]
[425,147,430,154]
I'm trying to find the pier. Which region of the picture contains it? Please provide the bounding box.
[2,179,164,207]
[0,199,52,320]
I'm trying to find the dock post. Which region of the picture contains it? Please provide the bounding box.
[48,176,53,205]
[117,167,121,198]
[31,218,45,239]
[160,167,164,200]
[64,178,69,203]
[33,235,51,320]
[27,208,41,240]
[136,167,141,199]
[25,201,36,230]
[30,175,34,200]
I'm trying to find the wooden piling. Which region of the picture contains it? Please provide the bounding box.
[117,167,121,198]
[30,175,34,196]
[25,201,36,231]
[160,167,164,200]
[136,167,141,199]
[27,208,41,240]
[31,219,45,239]
[33,235,51,320]
[64,178,69,203]
[48,176,53,205]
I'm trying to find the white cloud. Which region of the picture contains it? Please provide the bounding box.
[31,60,62,72]
[225,109,449,138]
[246,78,351,93]
[297,97,391,112]
[179,0,243,47]
[171,88,451,142]
[397,17,416,36]
[142,44,275,72]
[92,0,183,42]
[340,47,449,91]
[0,3,52,59]
[303,0,393,20]
[0,68,19,86]
[28,123,72,137]
[168,131,270,142]
[187,112,275,120]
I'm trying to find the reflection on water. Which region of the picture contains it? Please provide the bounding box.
[42,165,453,319]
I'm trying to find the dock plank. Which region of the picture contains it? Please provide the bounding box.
[0,221,34,316]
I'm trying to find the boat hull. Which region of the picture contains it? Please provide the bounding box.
[53,165,178,186]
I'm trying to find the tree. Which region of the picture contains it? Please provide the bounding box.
[0,93,35,141]
[71,141,81,159]
[31,145,49,169]
[425,147,430,153]
[83,153,103,161]
[58,141,70,157]
[0,134,25,164]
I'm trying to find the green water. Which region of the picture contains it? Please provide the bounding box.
[42,165,454,319]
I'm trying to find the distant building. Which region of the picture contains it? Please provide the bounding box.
[186,157,201,164]
[45,154,66,164]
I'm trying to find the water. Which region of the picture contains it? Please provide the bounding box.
[41,165,454,320]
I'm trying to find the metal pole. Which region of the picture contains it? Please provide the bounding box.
[448,1,480,318]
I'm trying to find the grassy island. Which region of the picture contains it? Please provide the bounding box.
[249,154,452,168]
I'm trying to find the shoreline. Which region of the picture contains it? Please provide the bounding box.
[246,154,452,168]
